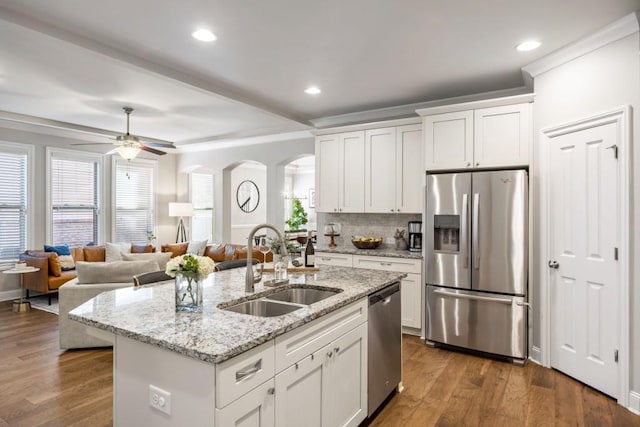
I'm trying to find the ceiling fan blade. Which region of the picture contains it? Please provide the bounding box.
[71,142,112,146]
[143,141,176,149]
[141,145,166,156]
[105,148,118,155]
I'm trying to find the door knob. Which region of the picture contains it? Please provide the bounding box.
[548,260,559,269]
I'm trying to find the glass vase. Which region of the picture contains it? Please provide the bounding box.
[175,272,202,312]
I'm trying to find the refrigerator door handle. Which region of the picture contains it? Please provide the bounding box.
[473,193,480,269]
[433,288,512,304]
[461,193,469,268]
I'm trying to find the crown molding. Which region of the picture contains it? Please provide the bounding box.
[311,86,531,129]
[523,11,640,79]
[416,93,535,117]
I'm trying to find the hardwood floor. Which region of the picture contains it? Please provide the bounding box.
[1,300,638,426]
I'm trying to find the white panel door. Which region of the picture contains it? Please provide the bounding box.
[215,379,275,427]
[275,353,325,427]
[323,322,367,427]
[365,127,396,213]
[424,110,473,171]
[396,124,423,213]
[401,273,422,329]
[316,135,340,212]
[339,131,365,212]
[549,121,619,398]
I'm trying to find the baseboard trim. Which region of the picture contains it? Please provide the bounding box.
[0,289,22,302]
[629,391,640,415]
[529,346,542,365]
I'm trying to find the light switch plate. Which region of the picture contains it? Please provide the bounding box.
[149,384,171,415]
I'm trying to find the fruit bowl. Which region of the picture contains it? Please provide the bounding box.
[351,236,383,249]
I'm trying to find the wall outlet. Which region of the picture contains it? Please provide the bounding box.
[149,385,171,415]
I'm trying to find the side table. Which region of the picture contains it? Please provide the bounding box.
[3,266,40,312]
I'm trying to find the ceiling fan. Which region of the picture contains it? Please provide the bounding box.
[73,107,175,160]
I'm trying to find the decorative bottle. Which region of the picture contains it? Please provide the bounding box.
[304,231,315,267]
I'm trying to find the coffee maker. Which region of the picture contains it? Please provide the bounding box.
[408,221,422,252]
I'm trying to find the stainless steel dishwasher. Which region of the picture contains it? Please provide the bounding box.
[368,282,402,417]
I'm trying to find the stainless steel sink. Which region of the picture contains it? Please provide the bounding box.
[264,287,342,305]
[223,299,302,317]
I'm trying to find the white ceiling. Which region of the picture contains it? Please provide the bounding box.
[0,1,638,149]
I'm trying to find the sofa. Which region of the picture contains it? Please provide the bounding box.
[161,242,274,263]
[19,243,154,302]
[58,257,167,349]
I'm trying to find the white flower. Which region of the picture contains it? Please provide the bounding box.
[165,254,216,279]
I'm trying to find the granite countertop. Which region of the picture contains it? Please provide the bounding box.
[315,243,422,259]
[69,266,405,364]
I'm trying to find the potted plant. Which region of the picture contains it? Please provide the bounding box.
[285,199,308,232]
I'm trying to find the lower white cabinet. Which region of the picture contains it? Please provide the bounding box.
[315,252,353,267]
[352,255,423,333]
[215,379,275,427]
[275,323,367,427]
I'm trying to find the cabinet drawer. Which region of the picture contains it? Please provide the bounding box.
[274,299,367,373]
[216,341,275,408]
[353,255,421,274]
[315,252,353,267]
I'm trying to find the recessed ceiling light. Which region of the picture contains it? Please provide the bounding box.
[305,86,321,95]
[192,29,217,42]
[516,40,541,52]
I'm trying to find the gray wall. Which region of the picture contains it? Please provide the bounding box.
[531,33,640,393]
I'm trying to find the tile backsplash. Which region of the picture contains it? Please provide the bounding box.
[317,213,421,247]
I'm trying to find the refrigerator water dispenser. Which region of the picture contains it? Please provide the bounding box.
[433,215,460,252]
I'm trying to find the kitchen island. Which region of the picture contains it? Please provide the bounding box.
[70,265,405,426]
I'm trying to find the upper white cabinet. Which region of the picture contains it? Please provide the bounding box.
[316,131,365,213]
[419,95,533,171]
[316,118,423,214]
[364,124,422,213]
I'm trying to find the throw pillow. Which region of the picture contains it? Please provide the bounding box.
[122,252,172,270]
[83,246,106,262]
[58,255,75,271]
[187,240,208,256]
[44,244,71,256]
[161,242,188,258]
[76,260,160,284]
[46,252,62,277]
[105,242,127,262]
[131,243,154,253]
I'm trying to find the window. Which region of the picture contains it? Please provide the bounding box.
[190,172,214,242]
[0,143,32,263]
[48,149,101,247]
[114,159,156,243]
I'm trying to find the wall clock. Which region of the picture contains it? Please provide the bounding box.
[236,180,260,213]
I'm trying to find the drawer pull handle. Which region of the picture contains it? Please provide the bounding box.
[295,362,299,370]
[267,387,275,395]
[327,351,333,358]
[321,257,332,261]
[333,346,340,354]
[380,262,392,266]
[235,359,262,382]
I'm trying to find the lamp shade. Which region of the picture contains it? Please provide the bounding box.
[169,202,193,217]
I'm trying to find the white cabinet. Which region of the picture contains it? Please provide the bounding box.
[315,252,353,267]
[421,100,532,171]
[364,124,422,214]
[215,379,275,427]
[316,131,365,213]
[275,323,367,427]
[353,255,423,332]
[274,299,368,427]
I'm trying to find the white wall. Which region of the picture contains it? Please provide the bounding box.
[531,32,640,394]
[0,123,177,297]
[176,137,315,243]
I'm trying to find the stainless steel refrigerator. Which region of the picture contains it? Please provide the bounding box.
[425,170,528,360]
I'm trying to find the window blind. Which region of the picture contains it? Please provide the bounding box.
[51,156,99,247]
[115,162,155,243]
[0,151,27,262]
[191,172,213,242]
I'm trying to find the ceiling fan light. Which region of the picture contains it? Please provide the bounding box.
[116,145,141,160]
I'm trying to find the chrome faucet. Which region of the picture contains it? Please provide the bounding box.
[246,224,288,292]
